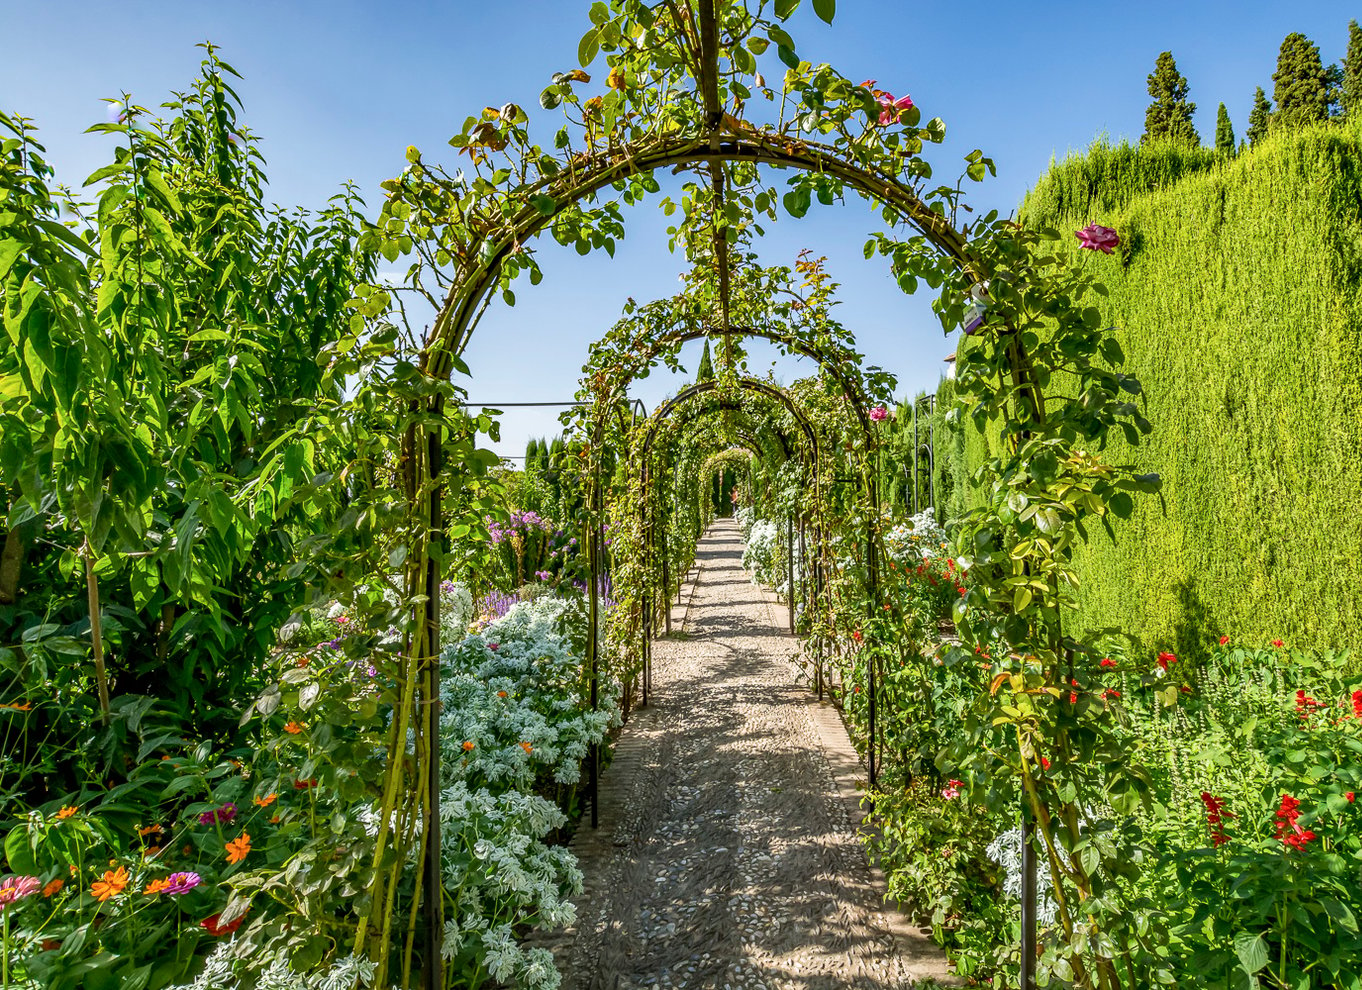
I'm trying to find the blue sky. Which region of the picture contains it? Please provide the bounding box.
[1,1,1353,457]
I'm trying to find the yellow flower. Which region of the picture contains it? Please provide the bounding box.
[224,832,252,865]
[91,866,129,902]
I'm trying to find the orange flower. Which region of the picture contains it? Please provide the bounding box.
[143,877,171,896]
[284,721,304,735]
[41,879,63,897]
[137,823,162,837]
[56,806,78,820]
[0,701,32,711]
[253,793,277,808]
[462,741,475,752]
[224,832,251,865]
[497,691,508,699]
[519,742,533,754]
[91,866,129,902]
[269,813,281,824]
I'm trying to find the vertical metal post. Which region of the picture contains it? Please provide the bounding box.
[422,424,444,990]
[1021,809,1037,989]
[786,514,795,634]
[911,401,919,515]
[587,446,600,830]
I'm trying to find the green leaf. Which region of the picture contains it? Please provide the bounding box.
[4,824,38,874]
[1234,932,1268,975]
[774,0,800,18]
[782,186,811,219]
[812,0,835,22]
[579,29,600,67]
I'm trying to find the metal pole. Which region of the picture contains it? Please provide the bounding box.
[912,401,919,515]
[422,424,444,990]
[587,445,600,830]
[1021,809,1037,989]
[786,514,795,634]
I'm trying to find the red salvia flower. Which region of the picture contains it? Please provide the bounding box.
[1156,651,1176,672]
[1275,794,1316,851]
[1200,791,1234,847]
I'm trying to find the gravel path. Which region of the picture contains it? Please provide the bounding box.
[551,519,954,990]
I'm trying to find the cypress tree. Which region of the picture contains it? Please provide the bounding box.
[1246,86,1272,147]
[524,437,540,472]
[696,338,715,381]
[1143,51,1200,147]
[1343,20,1362,121]
[1214,102,1236,154]
[1272,32,1339,129]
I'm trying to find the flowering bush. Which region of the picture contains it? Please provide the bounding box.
[741,518,782,588]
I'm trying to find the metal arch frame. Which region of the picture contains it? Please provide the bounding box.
[393,4,1014,980]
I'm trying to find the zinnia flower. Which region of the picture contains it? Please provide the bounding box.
[91,866,130,903]
[519,741,533,754]
[41,879,63,897]
[162,872,202,895]
[0,875,41,911]
[224,832,252,865]
[1075,223,1120,254]
[198,803,237,826]
[462,741,475,752]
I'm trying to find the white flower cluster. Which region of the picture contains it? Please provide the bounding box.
[440,595,621,790]
[169,945,385,990]
[985,828,1058,927]
[433,592,620,990]
[440,581,475,648]
[742,518,782,587]
[437,782,580,988]
[884,509,949,564]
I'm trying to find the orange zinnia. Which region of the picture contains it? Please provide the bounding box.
[519,742,533,754]
[41,879,63,897]
[91,866,129,902]
[224,832,251,865]
[283,721,303,735]
[143,877,171,896]
[56,806,78,819]
[462,741,475,752]
[253,793,277,808]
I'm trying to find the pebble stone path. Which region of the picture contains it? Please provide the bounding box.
[546,519,955,990]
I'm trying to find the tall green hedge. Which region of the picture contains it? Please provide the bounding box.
[1006,127,1362,656]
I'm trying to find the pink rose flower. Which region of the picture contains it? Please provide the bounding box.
[1075,223,1120,254]
[869,405,889,422]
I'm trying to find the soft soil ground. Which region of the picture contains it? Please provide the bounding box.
[543,519,953,989]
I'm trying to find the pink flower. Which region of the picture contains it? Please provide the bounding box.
[198,803,237,826]
[0,876,41,912]
[869,405,889,422]
[1075,223,1120,254]
[861,80,914,126]
[162,872,202,895]
[941,779,964,800]
[487,642,499,652]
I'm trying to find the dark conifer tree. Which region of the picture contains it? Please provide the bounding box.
[1343,20,1362,121]
[1143,51,1200,146]
[1246,86,1273,147]
[1214,102,1236,154]
[1272,31,1340,128]
[696,338,715,381]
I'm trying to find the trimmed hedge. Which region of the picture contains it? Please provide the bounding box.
[1002,128,1362,656]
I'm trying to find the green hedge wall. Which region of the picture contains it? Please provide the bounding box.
[1006,128,1362,656]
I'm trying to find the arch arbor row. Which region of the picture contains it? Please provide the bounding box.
[341,1,1083,986]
